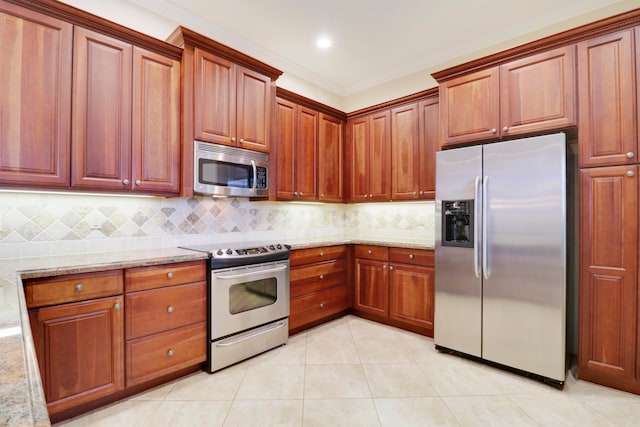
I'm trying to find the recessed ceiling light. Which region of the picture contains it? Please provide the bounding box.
[316,37,331,49]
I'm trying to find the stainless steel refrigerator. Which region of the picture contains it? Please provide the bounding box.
[434,132,566,384]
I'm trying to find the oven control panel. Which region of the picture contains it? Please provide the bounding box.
[213,244,288,258]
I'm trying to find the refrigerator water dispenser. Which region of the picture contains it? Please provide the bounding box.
[442,200,474,248]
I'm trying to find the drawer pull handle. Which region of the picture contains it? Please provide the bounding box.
[320,303,324,308]
[114,303,121,310]
[75,284,83,291]
[167,272,174,279]
[320,252,324,256]
[367,250,372,255]
[167,306,174,313]
[409,254,414,259]
[319,275,324,279]
[167,349,174,357]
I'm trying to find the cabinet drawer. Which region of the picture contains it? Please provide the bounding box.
[290,245,347,267]
[354,245,389,261]
[24,270,123,308]
[125,260,206,292]
[290,259,346,298]
[126,321,206,386]
[389,248,434,267]
[290,285,349,330]
[125,282,206,339]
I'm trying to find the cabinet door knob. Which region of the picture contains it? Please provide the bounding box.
[627,170,635,177]
[167,349,174,357]
[419,191,424,196]
[135,179,141,186]
[167,272,174,279]
[502,126,509,132]
[240,138,245,143]
[413,191,417,195]
[114,303,121,310]
[319,252,324,257]
[389,265,394,270]
[231,137,236,142]
[320,303,325,308]
[167,306,174,313]
[369,194,373,198]
[367,250,372,254]
[320,193,325,198]
[319,274,324,279]
[491,128,497,134]
[627,152,635,159]
[122,179,130,185]
[75,283,83,291]
[383,265,387,269]
[364,194,368,198]
[409,254,414,259]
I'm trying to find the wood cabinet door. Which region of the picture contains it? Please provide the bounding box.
[275,98,296,199]
[418,96,439,199]
[500,45,576,137]
[295,106,318,200]
[440,67,499,146]
[579,166,637,386]
[347,116,369,201]
[318,113,344,202]
[368,110,391,201]
[578,29,636,167]
[236,65,271,153]
[391,103,420,200]
[389,264,434,333]
[0,3,72,187]
[29,295,124,416]
[354,258,389,317]
[194,48,236,146]
[71,27,132,190]
[131,47,180,194]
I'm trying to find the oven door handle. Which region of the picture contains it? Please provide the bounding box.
[215,265,288,280]
[214,321,287,347]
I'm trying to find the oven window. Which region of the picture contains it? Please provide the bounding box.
[228,278,277,314]
[200,159,253,188]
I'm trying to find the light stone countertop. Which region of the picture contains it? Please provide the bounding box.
[0,238,433,426]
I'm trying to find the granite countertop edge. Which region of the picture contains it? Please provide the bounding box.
[1,238,433,426]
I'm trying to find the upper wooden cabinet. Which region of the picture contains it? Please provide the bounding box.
[347,111,391,202]
[0,2,72,187]
[418,95,440,199]
[275,98,317,201]
[578,29,637,167]
[439,45,576,146]
[194,49,272,152]
[71,28,180,194]
[318,113,344,202]
[168,27,282,197]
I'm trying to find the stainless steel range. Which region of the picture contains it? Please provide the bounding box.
[179,242,290,372]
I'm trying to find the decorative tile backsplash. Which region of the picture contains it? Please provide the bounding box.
[0,192,434,258]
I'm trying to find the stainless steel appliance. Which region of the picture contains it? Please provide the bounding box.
[435,133,567,385]
[194,141,269,197]
[179,242,290,372]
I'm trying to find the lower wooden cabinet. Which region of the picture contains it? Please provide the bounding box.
[289,245,349,333]
[353,245,434,336]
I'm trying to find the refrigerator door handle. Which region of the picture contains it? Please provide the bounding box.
[482,176,490,279]
[474,176,481,278]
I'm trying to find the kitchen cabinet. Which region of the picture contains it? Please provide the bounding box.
[353,245,434,336]
[275,98,317,200]
[194,48,272,153]
[289,245,349,333]
[318,113,344,201]
[391,103,420,200]
[418,95,440,199]
[71,27,180,194]
[346,111,391,201]
[578,29,637,167]
[579,165,639,392]
[124,261,207,386]
[0,2,72,187]
[439,45,576,146]
[25,270,125,418]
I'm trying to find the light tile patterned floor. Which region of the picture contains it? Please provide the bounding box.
[56,315,640,426]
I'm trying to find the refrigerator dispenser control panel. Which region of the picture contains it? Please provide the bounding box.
[442,200,474,248]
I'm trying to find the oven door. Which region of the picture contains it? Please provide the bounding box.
[210,260,290,340]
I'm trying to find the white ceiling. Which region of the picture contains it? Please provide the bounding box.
[122,0,629,97]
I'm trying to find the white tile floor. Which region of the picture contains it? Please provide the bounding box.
[56,315,640,427]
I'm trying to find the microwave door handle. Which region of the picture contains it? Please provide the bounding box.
[251,160,257,191]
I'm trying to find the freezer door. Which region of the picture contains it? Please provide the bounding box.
[482,133,566,381]
[435,145,483,357]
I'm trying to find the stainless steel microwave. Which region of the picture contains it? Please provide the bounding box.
[194,141,269,197]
